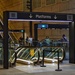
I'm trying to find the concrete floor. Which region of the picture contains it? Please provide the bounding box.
[0,60,75,75]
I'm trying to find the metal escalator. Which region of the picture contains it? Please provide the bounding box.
[45,47,63,58]
[45,47,58,57]
[16,47,41,65]
[19,48,29,59]
[9,46,65,65]
[9,47,25,63]
[43,47,65,63]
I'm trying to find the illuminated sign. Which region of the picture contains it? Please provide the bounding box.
[38,24,48,29]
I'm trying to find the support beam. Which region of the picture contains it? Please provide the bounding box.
[34,24,38,40]
[29,0,32,37]
[3,11,9,69]
[69,22,75,63]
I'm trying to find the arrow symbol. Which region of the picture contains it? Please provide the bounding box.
[54,15,57,19]
[29,14,33,18]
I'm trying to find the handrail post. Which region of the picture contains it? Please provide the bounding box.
[40,50,46,67]
[55,50,62,71]
[37,48,40,64]
[14,50,17,66]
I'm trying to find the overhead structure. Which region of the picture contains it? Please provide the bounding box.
[3,11,75,69]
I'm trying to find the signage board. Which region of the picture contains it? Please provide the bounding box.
[8,11,73,21]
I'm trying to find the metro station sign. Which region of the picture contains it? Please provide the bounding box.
[8,11,73,22]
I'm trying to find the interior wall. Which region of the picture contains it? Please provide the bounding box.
[0,0,75,41]
[38,28,69,41]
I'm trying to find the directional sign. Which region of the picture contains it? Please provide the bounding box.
[54,15,57,19]
[8,11,74,21]
[29,14,33,18]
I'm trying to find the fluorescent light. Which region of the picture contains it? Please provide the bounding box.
[8,19,72,23]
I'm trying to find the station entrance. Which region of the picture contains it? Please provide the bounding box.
[3,11,75,69]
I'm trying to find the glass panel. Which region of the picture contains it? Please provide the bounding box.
[9,43,19,67]
[15,46,64,65]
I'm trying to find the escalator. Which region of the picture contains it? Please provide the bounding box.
[42,47,65,63]
[9,46,65,65]
[0,33,65,67]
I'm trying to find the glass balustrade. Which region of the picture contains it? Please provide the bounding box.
[9,46,65,65]
[8,37,68,66]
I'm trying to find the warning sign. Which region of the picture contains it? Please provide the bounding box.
[30,49,34,56]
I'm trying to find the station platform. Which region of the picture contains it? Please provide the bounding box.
[0,60,75,75]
